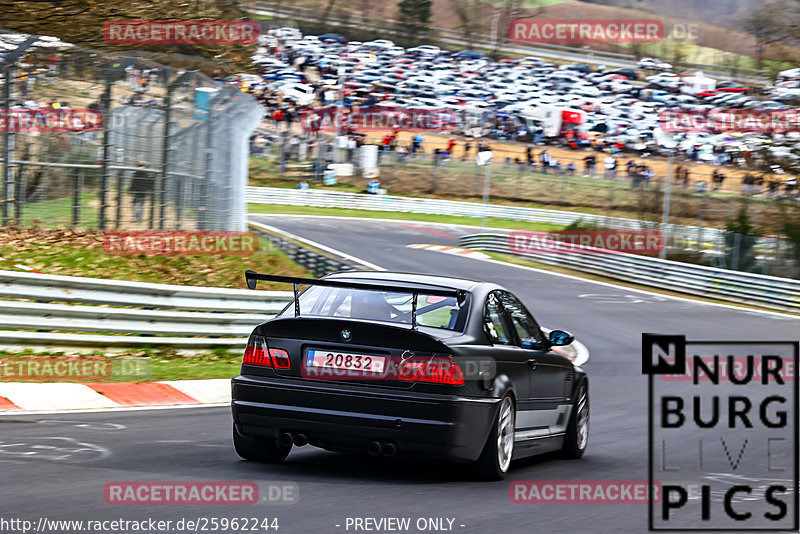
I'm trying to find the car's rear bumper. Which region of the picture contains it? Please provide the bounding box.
[231,375,499,463]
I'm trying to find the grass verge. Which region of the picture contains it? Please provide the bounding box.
[0,226,308,289]
[248,203,566,232]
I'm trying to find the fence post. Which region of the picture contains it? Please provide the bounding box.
[72,168,83,227]
[14,161,23,225]
[659,155,673,260]
[199,102,215,232]
[731,232,741,271]
[160,84,174,230]
[481,163,491,228]
[98,73,112,229]
[149,170,157,230]
[2,65,12,226]
[115,169,123,229]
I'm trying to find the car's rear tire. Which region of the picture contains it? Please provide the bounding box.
[233,425,292,463]
[474,395,515,481]
[561,380,589,459]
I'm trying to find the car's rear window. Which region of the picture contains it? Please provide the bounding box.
[280,285,467,331]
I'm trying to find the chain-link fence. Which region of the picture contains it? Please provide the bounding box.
[1,31,263,231]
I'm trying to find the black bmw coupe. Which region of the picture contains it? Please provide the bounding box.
[232,270,588,480]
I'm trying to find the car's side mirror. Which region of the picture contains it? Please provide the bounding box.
[548,329,574,346]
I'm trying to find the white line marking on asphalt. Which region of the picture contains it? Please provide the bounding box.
[0,436,110,461]
[249,220,386,271]
[37,420,126,430]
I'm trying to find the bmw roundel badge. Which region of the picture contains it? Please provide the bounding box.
[341,329,352,342]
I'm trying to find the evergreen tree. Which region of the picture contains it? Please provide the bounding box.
[723,201,759,272]
[397,0,433,39]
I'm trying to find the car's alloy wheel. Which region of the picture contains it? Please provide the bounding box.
[475,394,515,480]
[576,385,589,451]
[561,381,589,459]
[497,396,515,472]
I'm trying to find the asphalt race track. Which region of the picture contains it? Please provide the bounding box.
[3,215,799,534]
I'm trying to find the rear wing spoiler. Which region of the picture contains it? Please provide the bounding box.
[244,271,467,328]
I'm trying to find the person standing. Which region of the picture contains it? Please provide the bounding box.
[540,150,551,173]
[583,154,596,178]
[412,133,425,154]
[604,155,616,179]
[129,161,154,224]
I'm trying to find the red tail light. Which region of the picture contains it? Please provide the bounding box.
[269,348,291,369]
[243,336,292,369]
[399,354,465,386]
[243,335,271,367]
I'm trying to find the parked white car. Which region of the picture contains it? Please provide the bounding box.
[280,83,316,106]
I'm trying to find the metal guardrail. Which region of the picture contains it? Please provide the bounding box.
[460,234,800,313]
[0,269,293,350]
[249,222,358,277]
[0,222,365,350]
[251,1,770,82]
[246,186,724,246]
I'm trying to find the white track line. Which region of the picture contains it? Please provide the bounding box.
[250,220,386,271]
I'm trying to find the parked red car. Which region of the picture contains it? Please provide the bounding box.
[716,82,750,93]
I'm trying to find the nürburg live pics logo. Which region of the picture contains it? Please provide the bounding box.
[643,333,799,531]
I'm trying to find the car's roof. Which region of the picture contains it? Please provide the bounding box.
[326,270,486,292]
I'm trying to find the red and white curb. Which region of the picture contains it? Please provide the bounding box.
[0,379,230,413]
[0,256,43,273]
[407,243,490,260]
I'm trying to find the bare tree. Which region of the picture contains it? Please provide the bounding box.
[0,0,254,69]
[740,0,800,68]
[320,0,338,24]
[446,0,484,45]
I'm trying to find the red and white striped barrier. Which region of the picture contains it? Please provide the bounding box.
[0,379,229,412]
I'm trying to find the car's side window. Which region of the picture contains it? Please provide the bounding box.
[497,291,545,347]
[484,293,511,345]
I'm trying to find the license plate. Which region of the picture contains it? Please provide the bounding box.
[305,349,386,373]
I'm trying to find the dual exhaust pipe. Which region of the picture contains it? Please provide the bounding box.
[278,432,308,447]
[278,432,397,457]
[368,440,398,457]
